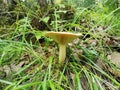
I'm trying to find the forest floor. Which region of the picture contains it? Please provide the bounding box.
[0,0,120,90]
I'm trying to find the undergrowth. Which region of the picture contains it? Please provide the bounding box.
[0,0,120,90]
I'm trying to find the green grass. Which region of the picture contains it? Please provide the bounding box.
[0,0,120,90]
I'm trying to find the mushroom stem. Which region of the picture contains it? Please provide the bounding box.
[59,44,66,64]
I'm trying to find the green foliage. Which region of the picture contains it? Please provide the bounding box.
[104,0,120,13]
[0,0,120,90]
[75,0,95,8]
[81,47,99,62]
[0,40,25,65]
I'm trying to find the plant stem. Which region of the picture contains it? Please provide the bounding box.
[54,8,58,31]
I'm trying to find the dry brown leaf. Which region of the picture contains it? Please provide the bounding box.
[106,52,120,78]
[3,65,11,76]
[10,64,20,72]
[110,52,120,68]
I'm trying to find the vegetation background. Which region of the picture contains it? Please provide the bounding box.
[0,0,120,90]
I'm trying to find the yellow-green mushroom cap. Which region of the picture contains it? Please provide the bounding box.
[45,31,82,45]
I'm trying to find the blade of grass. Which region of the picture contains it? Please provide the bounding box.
[49,80,56,90]
[0,79,13,85]
[92,75,99,90]
[12,82,42,90]
[75,72,83,90]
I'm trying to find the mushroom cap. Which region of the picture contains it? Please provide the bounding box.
[45,31,82,45]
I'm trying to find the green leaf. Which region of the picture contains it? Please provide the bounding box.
[41,17,50,23]
[34,31,45,40]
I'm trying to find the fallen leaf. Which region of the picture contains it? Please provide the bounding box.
[3,65,11,76]
[110,52,120,68]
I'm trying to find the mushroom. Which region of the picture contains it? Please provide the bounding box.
[45,31,82,64]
